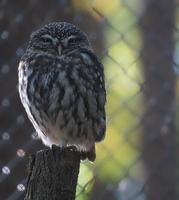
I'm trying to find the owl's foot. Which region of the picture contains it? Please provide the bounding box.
[52,144,77,152]
[65,145,77,152]
[80,145,96,162]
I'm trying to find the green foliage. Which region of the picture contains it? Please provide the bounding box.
[95,5,142,182]
[76,163,94,200]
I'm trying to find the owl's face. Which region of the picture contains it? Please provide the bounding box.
[28,22,90,56]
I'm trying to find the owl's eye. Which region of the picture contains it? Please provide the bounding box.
[68,37,77,44]
[41,35,53,44]
[68,36,82,45]
[42,38,52,43]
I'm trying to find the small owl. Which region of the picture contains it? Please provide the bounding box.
[18,22,106,161]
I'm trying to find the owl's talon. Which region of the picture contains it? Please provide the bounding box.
[68,146,77,151]
[62,145,77,152]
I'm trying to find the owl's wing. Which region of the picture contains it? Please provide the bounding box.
[71,48,106,142]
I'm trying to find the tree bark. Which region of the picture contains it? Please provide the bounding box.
[140,0,178,200]
[24,146,80,200]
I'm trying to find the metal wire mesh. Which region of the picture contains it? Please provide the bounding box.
[0,0,179,199]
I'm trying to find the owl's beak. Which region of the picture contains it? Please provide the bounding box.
[58,44,62,55]
[52,38,61,55]
[52,38,59,46]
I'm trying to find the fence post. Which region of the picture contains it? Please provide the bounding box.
[24,145,80,200]
[140,0,177,200]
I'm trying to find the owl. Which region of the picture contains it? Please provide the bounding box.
[18,22,106,161]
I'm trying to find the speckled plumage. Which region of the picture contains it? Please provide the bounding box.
[18,22,106,161]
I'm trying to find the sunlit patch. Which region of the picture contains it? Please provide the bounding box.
[1,64,9,74]
[17,184,25,192]
[2,166,10,175]
[16,149,26,158]
[1,98,10,108]
[16,115,25,125]
[31,132,39,140]
[2,132,10,140]
[1,30,9,40]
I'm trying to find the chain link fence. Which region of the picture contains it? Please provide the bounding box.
[0,0,179,199]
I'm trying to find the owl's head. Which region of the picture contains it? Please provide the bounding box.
[28,22,91,55]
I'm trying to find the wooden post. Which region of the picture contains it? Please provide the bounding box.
[24,145,80,200]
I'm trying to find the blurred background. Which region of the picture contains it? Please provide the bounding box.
[0,0,179,199]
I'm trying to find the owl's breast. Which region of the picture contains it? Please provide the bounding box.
[18,51,105,149]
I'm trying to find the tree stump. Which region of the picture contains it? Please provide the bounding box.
[24,145,81,200]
